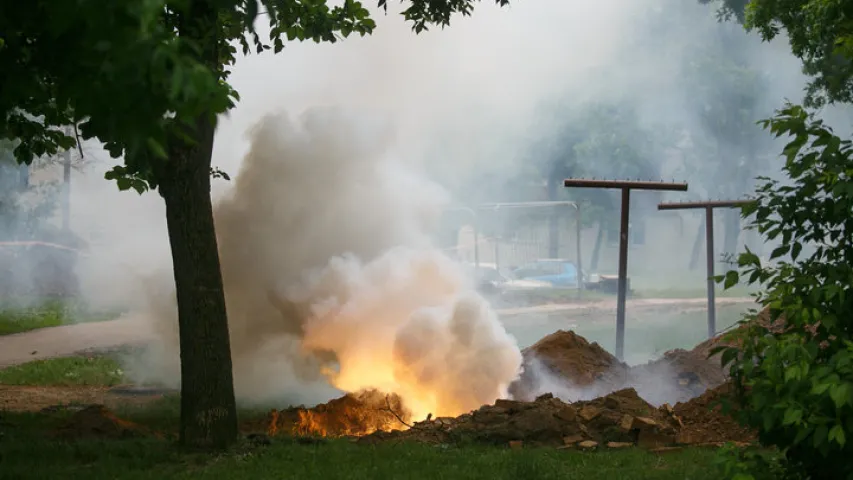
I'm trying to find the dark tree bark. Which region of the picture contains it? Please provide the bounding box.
[160,114,238,449]
[156,0,238,449]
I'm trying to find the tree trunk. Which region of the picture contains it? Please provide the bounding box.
[160,114,238,450]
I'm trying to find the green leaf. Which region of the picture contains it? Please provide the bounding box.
[791,242,803,260]
[829,383,852,409]
[116,177,132,191]
[770,244,790,260]
[812,382,832,395]
[829,424,846,447]
[783,407,803,425]
[724,270,740,289]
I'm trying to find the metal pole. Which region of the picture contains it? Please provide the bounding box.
[705,206,716,339]
[615,188,630,361]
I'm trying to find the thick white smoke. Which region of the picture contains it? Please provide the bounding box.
[137,108,523,416]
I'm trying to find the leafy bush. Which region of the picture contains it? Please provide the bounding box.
[716,104,853,480]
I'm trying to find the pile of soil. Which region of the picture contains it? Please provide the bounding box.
[359,388,686,449]
[626,347,728,405]
[54,404,151,440]
[508,328,729,406]
[508,330,628,401]
[265,389,410,437]
[673,383,755,445]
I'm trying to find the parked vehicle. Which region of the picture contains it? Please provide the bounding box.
[511,259,583,288]
[466,262,552,295]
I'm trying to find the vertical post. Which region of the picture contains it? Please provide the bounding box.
[705,206,716,339]
[615,188,630,361]
[62,147,71,232]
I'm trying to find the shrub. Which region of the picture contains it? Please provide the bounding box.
[716,104,853,480]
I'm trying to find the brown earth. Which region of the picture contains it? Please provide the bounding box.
[53,404,155,440]
[673,383,756,445]
[357,388,690,449]
[508,330,628,401]
[507,328,731,406]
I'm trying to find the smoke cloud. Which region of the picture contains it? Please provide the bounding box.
[135,108,523,415]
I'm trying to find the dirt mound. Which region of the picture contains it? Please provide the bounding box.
[627,347,728,405]
[360,388,687,449]
[508,330,628,401]
[673,383,755,445]
[54,404,151,439]
[264,389,410,437]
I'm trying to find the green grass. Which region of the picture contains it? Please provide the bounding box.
[0,410,723,480]
[0,299,124,335]
[0,356,126,386]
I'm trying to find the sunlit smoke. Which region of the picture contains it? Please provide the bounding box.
[137,108,523,415]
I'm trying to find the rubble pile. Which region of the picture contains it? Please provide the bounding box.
[509,330,628,401]
[626,346,728,405]
[359,388,690,450]
[263,389,410,437]
[259,327,761,449]
[508,328,731,406]
[673,383,756,445]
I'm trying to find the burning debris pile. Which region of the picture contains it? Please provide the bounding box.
[360,388,695,449]
[265,390,411,437]
[255,328,755,449]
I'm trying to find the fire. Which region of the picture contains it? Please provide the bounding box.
[266,390,413,437]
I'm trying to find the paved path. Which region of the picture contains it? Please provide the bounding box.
[0,313,156,368]
[0,297,757,368]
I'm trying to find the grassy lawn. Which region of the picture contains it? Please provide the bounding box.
[0,409,723,480]
[0,299,124,335]
[0,356,126,386]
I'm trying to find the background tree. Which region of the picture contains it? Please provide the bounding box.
[0,0,511,449]
[678,23,778,268]
[700,0,853,107]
